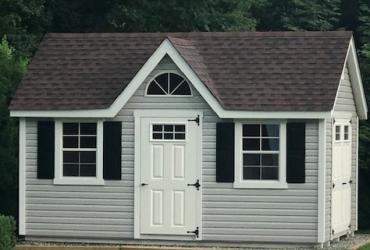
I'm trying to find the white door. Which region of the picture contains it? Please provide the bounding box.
[138,114,201,237]
[331,118,352,235]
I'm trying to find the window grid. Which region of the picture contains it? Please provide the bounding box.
[152,124,186,140]
[62,123,97,177]
[146,73,191,96]
[242,124,280,180]
[335,125,341,141]
[344,125,350,141]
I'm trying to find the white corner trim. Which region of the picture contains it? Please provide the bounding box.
[233,121,288,189]
[10,38,332,120]
[355,116,359,230]
[18,118,26,235]
[53,120,104,186]
[332,37,368,120]
[317,119,327,243]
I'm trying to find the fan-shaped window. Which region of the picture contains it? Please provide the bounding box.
[146,73,192,96]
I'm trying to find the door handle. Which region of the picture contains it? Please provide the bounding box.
[187,179,201,190]
[342,182,347,185]
[141,183,148,186]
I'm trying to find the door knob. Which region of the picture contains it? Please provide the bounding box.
[141,183,148,186]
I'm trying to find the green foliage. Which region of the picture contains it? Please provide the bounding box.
[0,215,16,250]
[0,0,50,57]
[0,37,27,220]
[358,0,370,45]
[107,0,256,32]
[251,0,341,31]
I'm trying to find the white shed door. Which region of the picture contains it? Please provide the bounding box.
[331,119,352,235]
[139,116,200,236]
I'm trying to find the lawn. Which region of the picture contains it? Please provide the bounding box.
[358,243,370,250]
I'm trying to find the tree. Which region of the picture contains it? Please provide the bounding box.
[356,0,370,229]
[0,0,50,57]
[0,37,27,219]
[107,0,256,32]
[251,0,341,31]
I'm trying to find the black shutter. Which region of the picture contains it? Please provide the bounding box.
[286,122,306,183]
[216,123,235,182]
[37,121,55,179]
[103,121,122,180]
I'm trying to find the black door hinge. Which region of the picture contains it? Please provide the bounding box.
[187,227,199,238]
[188,115,200,126]
[333,183,335,188]
[332,229,335,235]
[187,179,201,190]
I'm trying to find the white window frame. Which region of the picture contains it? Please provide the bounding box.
[343,124,351,142]
[333,119,352,143]
[54,120,104,185]
[145,70,193,97]
[234,120,288,189]
[150,122,187,141]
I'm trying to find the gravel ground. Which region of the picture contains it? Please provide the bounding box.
[15,234,370,250]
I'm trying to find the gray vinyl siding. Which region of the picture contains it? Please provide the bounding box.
[24,121,134,239]
[24,56,319,243]
[326,63,358,240]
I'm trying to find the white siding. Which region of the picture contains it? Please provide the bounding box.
[24,56,319,243]
[326,63,359,241]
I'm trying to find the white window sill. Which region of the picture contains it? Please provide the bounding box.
[53,178,105,186]
[233,181,288,189]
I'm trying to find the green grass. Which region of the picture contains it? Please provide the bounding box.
[357,242,370,250]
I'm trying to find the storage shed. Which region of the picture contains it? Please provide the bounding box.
[9,31,368,247]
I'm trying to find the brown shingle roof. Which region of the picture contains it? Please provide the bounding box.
[9,31,352,111]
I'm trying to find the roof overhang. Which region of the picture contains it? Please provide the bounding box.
[9,38,337,120]
[332,37,368,120]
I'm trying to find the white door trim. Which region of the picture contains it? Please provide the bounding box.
[134,110,203,240]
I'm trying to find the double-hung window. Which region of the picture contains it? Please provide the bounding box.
[234,121,287,189]
[54,121,104,185]
[63,123,97,177]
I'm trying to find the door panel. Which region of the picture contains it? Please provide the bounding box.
[331,119,352,236]
[173,190,185,226]
[152,145,164,178]
[152,190,164,226]
[140,117,199,236]
[173,145,185,179]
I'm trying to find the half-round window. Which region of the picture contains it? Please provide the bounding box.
[146,73,192,96]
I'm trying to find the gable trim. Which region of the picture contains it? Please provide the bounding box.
[10,38,333,119]
[332,37,368,120]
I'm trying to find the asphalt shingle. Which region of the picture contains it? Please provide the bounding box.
[9,31,352,111]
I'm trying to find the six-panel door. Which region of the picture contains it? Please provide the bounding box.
[139,117,199,235]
